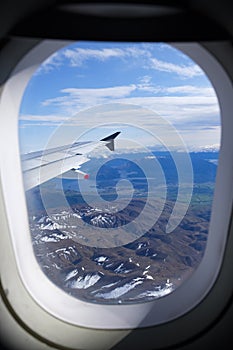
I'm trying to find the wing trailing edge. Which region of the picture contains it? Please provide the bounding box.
[21,131,121,190]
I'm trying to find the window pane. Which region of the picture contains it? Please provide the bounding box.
[19,42,220,304]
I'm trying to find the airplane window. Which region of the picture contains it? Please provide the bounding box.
[19,42,220,304]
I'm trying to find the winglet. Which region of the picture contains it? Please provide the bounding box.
[101,131,121,151]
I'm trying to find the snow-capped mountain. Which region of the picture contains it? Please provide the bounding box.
[29,198,208,304]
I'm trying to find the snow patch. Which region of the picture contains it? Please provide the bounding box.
[94,256,108,263]
[95,277,143,299]
[69,273,101,289]
[138,280,174,299]
[65,269,79,281]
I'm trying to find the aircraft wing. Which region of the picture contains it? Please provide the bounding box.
[21,131,121,191]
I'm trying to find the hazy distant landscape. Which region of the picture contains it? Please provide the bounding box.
[26,151,218,304]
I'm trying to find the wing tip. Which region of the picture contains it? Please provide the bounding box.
[100,131,121,142]
[101,131,121,151]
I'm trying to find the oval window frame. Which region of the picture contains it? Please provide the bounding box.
[0,40,232,329]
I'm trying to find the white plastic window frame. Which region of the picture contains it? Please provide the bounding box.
[0,40,232,330]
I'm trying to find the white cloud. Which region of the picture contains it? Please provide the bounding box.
[62,46,151,66]
[139,75,152,85]
[21,93,219,127]
[61,85,136,98]
[39,83,219,121]
[20,101,221,153]
[164,85,214,96]
[41,85,137,114]
[35,52,64,74]
[20,82,220,155]
[37,46,150,72]
[36,44,203,80]
[19,114,68,122]
[149,57,203,78]
[63,47,126,66]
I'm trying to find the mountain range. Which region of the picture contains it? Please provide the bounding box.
[26,151,218,303]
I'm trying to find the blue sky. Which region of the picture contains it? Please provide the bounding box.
[19,41,220,153]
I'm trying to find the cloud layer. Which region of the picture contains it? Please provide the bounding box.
[38,44,203,79]
[20,42,220,152]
